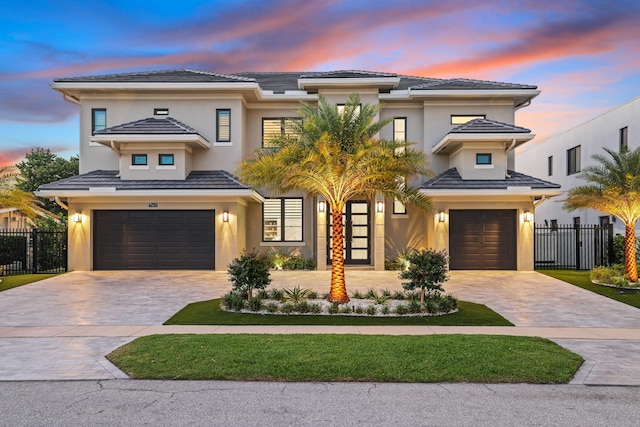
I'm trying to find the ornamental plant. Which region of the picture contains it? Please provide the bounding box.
[399,249,449,303]
[227,249,272,302]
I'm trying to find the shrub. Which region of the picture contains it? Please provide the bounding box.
[399,249,449,303]
[328,302,340,314]
[309,303,323,314]
[256,289,270,300]
[293,301,310,313]
[265,302,279,313]
[339,305,352,314]
[307,291,319,299]
[282,286,312,303]
[266,248,317,270]
[366,306,377,316]
[367,289,390,304]
[270,288,284,301]
[408,300,422,314]
[280,303,295,315]
[392,290,406,300]
[355,306,364,314]
[351,290,365,299]
[395,304,409,315]
[221,292,246,312]
[248,298,263,312]
[381,305,391,315]
[590,264,627,285]
[227,249,272,301]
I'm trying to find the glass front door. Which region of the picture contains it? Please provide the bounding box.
[327,200,371,265]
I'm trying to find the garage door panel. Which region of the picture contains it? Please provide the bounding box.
[450,210,516,270]
[94,210,215,270]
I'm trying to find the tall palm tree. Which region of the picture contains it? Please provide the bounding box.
[0,165,38,219]
[564,147,640,282]
[238,94,433,302]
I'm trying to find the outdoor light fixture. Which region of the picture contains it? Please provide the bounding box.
[376,201,384,213]
[318,200,326,213]
[524,211,533,222]
[72,212,82,223]
[222,211,229,222]
[438,211,445,223]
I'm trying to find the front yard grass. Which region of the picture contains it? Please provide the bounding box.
[165,299,513,326]
[0,274,58,292]
[539,270,640,309]
[107,334,582,383]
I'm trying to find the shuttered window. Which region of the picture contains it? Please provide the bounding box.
[92,109,106,134]
[216,109,231,142]
[262,118,302,148]
[263,198,303,242]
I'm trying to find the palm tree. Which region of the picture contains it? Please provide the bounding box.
[238,94,433,302]
[564,147,640,282]
[0,165,39,219]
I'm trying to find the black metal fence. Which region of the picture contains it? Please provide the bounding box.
[534,223,614,270]
[0,229,67,276]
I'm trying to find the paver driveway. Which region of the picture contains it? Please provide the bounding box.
[1,270,640,383]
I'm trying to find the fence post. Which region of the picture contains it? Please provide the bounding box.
[32,229,38,274]
[574,223,581,270]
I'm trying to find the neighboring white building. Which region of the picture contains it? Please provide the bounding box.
[517,96,640,233]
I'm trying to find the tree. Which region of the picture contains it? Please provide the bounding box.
[0,165,39,219]
[16,148,79,215]
[564,147,640,282]
[399,249,449,303]
[238,94,433,303]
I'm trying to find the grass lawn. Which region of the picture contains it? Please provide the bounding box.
[164,299,513,326]
[0,274,58,292]
[539,270,640,309]
[108,334,582,383]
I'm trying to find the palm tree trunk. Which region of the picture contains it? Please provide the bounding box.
[625,223,638,282]
[328,208,349,303]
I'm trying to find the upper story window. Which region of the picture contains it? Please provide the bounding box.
[216,109,231,143]
[548,156,553,176]
[620,127,628,152]
[132,154,147,166]
[158,154,174,166]
[92,109,106,134]
[567,145,581,175]
[263,198,303,242]
[262,118,302,148]
[154,108,169,116]
[476,153,492,165]
[393,117,407,156]
[337,104,361,115]
[451,114,485,125]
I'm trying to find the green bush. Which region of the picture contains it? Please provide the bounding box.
[0,236,27,265]
[267,248,317,270]
[590,264,626,284]
[265,302,279,313]
[221,293,246,312]
[613,234,640,265]
[248,298,263,312]
[269,288,284,301]
[400,249,449,303]
[227,249,272,301]
[366,306,377,316]
[282,286,312,303]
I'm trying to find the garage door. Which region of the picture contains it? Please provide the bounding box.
[449,210,516,270]
[94,210,215,270]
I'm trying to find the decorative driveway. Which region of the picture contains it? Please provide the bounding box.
[1,270,640,384]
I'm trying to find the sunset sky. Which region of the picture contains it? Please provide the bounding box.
[1,0,639,167]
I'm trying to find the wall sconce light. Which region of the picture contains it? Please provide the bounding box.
[524,211,533,223]
[376,201,384,213]
[72,212,82,223]
[438,211,445,223]
[318,200,326,213]
[222,211,229,222]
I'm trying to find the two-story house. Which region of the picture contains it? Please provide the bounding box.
[38,69,560,272]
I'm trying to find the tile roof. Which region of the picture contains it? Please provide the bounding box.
[421,168,561,190]
[55,69,536,92]
[450,118,531,134]
[38,170,251,191]
[54,69,256,83]
[95,117,201,135]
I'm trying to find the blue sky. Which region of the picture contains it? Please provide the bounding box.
[1,0,639,166]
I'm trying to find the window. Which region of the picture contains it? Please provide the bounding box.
[620,127,628,152]
[567,145,581,175]
[476,153,492,165]
[393,118,408,213]
[158,154,174,166]
[451,115,485,125]
[262,118,302,148]
[393,177,407,214]
[131,154,147,165]
[550,219,558,232]
[154,108,169,116]
[263,198,303,242]
[548,156,553,176]
[216,109,231,143]
[92,109,106,134]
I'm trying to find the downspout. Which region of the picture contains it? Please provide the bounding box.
[110,140,120,155]
[533,195,547,208]
[514,99,531,111]
[62,94,80,105]
[504,138,516,178]
[54,196,68,211]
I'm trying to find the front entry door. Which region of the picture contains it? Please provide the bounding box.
[327,201,371,265]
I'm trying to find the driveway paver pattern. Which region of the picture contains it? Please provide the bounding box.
[1,270,640,384]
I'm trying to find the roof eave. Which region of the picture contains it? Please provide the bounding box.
[432,133,535,154]
[420,188,562,197]
[91,134,211,149]
[36,188,264,202]
[297,77,401,90]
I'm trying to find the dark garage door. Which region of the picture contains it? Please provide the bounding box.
[94,210,215,270]
[449,210,516,270]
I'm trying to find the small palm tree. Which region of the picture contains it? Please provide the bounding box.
[0,166,38,219]
[238,94,433,302]
[564,147,640,282]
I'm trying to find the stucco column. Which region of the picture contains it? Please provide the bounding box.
[374,197,385,270]
[316,198,327,270]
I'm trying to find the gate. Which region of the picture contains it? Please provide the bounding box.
[0,229,67,276]
[534,223,614,270]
